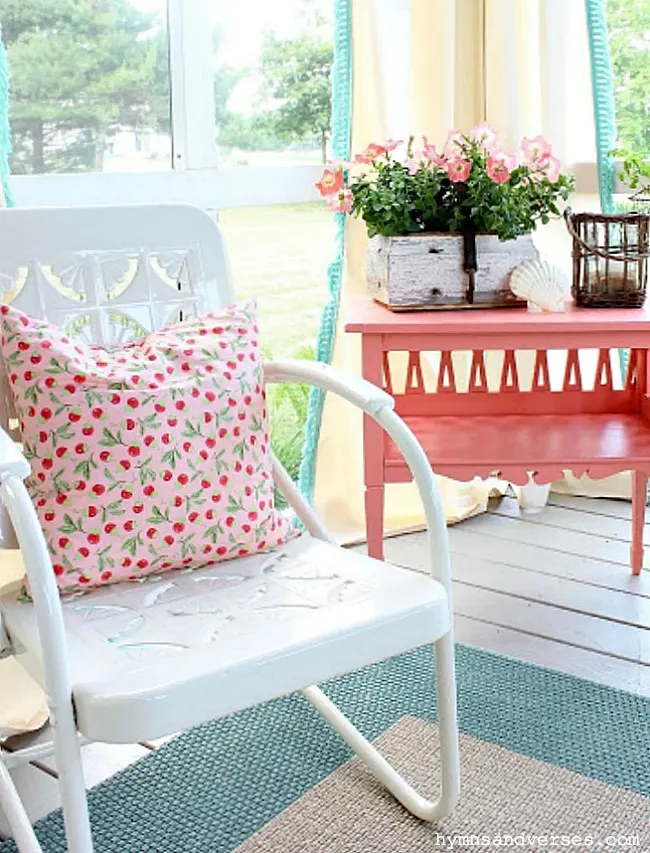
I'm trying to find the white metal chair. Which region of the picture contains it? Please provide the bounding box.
[0,204,460,852]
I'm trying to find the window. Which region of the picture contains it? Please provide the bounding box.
[3,0,171,175]
[607,0,650,156]
[1,0,333,202]
[211,2,333,169]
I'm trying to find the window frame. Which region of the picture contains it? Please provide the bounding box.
[8,0,323,209]
[7,0,601,208]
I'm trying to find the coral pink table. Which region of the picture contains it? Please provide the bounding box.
[345,293,650,574]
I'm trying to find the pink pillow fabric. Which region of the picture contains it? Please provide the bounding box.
[1,303,294,594]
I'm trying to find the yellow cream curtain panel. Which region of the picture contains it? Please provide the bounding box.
[313,0,627,544]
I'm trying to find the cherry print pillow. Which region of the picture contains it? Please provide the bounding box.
[1,302,294,594]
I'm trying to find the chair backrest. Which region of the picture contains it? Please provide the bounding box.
[0,203,235,434]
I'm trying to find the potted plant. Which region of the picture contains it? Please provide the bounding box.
[315,125,573,310]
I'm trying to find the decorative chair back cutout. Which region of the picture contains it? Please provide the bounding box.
[0,204,234,435]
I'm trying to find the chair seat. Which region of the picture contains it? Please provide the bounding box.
[1,537,449,743]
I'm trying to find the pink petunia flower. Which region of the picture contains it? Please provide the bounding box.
[520,135,553,167]
[383,139,403,152]
[445,158,472,183]
[355,143,387,164]
[422,136,436,156]
[422,137,446,167]
[327,188,354,213]
[541,154,561,183]
[470,122,499,150]
[445,130,465,150]
[315,169,344,196]
[443,130,466,160]
[486,155,513,184]
[406,151,427,175]
[492,149,516,170]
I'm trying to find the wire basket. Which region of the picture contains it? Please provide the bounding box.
[564,208,650,308]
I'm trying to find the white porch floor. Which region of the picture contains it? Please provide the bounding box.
[2,493,649,840]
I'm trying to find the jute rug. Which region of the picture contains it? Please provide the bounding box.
[0,645,648,852]
[236,716,650,852]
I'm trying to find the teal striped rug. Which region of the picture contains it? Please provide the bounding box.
[1,645,648,852]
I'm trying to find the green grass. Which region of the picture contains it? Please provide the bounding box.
[265,345,314,504]
[220,203,335,357]
[220,203,335,487]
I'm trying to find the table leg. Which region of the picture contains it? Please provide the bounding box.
[362,335,386,560]
[365,485,385,561]
[631,471,647,576]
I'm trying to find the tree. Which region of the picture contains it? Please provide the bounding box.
[607,0,650,154]
[1,0,169,173]
[212,27,245,135]
[257,28,333,163]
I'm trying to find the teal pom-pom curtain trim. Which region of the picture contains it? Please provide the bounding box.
[298,0,352,503]
[584,1,629,375]
[0,25,14,207]
[585,0,616,215]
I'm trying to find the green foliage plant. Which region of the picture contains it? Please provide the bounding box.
[610,147,650,190]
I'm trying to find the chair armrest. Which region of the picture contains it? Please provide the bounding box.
[0,428,30,483]
[263,360,452,592]
[264,360,394,415]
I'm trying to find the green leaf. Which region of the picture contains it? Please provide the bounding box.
[226,495,242,513]
[24,385,40,405]
[45,358,66,375]
[123,535,141,557]
[182,419,202,438]
[161,449,179,470]
[146,506,169,524]
[180,534,196,560]
[99,428,121,447]
[205,523,224,542]
[74,460,91,480]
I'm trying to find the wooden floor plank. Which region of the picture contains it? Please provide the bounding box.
[549,493,633,520]
[36,741,150,789]
[4,726,149,789]
[0,763,61,839]
[461,511,649,568]
[454,616,650,697]
[493,495,650,546]
[451,584,650,665]
[383,534,650,628]
[0,735,154,838]
[434,527,650,596]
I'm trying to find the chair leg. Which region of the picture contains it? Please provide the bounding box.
[302,631,460,822]
[631,471,647,576]
[0,758,42,852]
[49,704,94,853]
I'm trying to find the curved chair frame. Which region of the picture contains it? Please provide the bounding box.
[0,359,459,852]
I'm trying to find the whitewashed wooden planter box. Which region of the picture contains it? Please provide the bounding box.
[366,232,539,310]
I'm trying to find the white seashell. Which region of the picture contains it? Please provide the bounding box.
[509,260,569,313]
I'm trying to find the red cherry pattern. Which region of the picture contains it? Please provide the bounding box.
[1,303,294,595]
